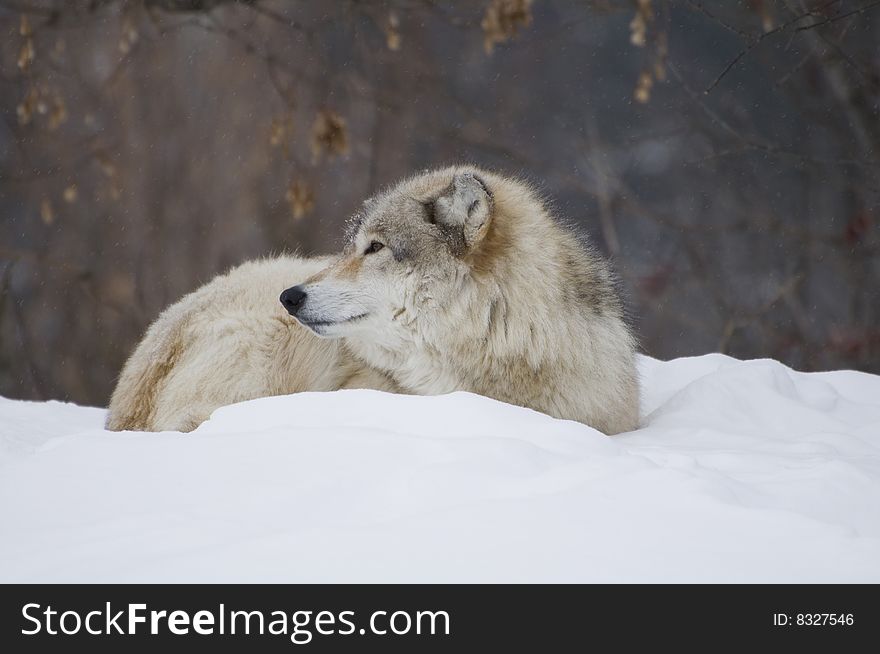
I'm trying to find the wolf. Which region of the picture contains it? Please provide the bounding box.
[108,165,639,434]
[105,256,395,432]
[280,165,639,434]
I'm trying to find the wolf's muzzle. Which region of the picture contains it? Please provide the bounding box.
[280,286,307,315]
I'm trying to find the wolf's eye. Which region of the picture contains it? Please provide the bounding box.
[423,200,437,225]
[364,241,385,255]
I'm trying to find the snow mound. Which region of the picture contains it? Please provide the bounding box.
[1,354,879,582]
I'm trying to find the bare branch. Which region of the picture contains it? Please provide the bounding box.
[704,0,843,94]
[795,0,880,31]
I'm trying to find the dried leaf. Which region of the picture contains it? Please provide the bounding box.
[827,325,873,358]
[634,71,653,103]
[119,18,139,54]
[385,12,401,51]
[18,38,35,70]
[748,0,775,33]
[638,263,674,298]
[269,113,294,154]
[16,103,30,125]
[653,60,666,81]
[96,153,117,179]
[653,31,668,80]
[844,210,872,246]
[48,94,67,130]
[629,0,652,47]
[286,179,315,220]
[103,274,136,305]
[20,14,32,37]
[16,87,39,126]
[40,199,54,226]
[630,16,646,47]
[481,0,533,55]
[310,110,349,161]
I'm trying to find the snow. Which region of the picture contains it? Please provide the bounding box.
[1,353,879,583]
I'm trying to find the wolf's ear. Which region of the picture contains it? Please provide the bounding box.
[435,172,493,248]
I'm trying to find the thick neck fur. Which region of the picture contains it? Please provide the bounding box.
[346,170,619,401]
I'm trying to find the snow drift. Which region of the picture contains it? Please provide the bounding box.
[1,353,878,583]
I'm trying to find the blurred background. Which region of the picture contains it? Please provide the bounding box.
[1,0,878,407]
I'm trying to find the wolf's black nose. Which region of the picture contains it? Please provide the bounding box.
[280,286,307,315]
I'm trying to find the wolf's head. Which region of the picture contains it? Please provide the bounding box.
[280,167,495,346]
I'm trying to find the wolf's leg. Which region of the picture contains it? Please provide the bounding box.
[105,311,189,432]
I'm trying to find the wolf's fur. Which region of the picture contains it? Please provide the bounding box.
[108,166,639,435]
[289,166,639,434]
[105,256,395,432]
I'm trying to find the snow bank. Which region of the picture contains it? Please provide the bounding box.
[1,354,878,582]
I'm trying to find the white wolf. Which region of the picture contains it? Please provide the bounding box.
[105,256,396,432]
[107,166,639,434]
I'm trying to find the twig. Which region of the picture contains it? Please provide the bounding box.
[704,0,843,94]
[684,0,750,38]
[795,0,880,31]
[669,63,880,171]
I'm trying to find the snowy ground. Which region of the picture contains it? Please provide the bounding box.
[1,354,878,583]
